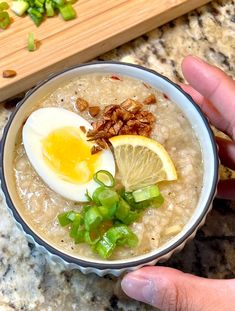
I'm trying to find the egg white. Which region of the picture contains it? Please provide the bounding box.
[22,107,115,202]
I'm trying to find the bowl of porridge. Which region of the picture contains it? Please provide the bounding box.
[0,62,218,276]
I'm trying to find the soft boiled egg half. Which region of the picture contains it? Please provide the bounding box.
[22,107,115,202]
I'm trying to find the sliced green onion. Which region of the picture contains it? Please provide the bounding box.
[106,225,137,247]
[57,171,164,259]
[120,190,148,210]
[37,7,45,13]
[28,7,42,18]
[59,3,76,21]
[27,13,42,26]
[35,0,45,7]
[27,0,34,7]
[122,210,139,225]
[133,185,160,203]
[125,231,138,248]
[96,225,138,258]
[53,0,65,6]
[85,189,93,202]
[98,205,109,219]
[106,226,127,244]
[58,210,76,227]
[84,206,102,231]
[95,235,115,259]
[110,225,138,248]
[11,0,29,16]
[27,7,43,26]
[120,190,136,206]
[98,204,116,220]
[35,0,44,8]
[99,220,113,235]
[81,204,92,216]
[84,231,100,245]
[67,211,77,221]
[10,0,76,27]
[69,214,82,238]
[45,0,54,16]
[74,229,86,244]
[92,186,105,205]
[28,32,36,51]
[98,188,119,209]
[152,193,164,207]
[115,198,130,222]
[94,170,115,188]
[0,2,9,11]
[0,11,10,29]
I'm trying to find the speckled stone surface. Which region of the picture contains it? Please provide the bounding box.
[0,0,235,310]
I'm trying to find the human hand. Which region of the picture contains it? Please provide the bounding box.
[181,56,235,201]
[121,56,235,311]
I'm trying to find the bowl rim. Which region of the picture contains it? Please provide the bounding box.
[0,61,219,270]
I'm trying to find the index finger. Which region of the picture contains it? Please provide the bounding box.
[182,56,235,140]
[180,83,228,135]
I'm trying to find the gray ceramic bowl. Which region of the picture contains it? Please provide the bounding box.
[0,62,219,276]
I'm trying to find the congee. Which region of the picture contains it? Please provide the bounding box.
[14,73,203,260]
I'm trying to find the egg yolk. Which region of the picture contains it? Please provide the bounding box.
[42,127,101,183]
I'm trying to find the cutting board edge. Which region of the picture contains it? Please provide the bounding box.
[0,0,211,102]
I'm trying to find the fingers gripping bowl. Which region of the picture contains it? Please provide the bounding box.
[0,62,218,276]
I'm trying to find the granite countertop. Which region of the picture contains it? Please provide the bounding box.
[0,0,235,310]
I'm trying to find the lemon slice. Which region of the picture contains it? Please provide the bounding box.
[109,135,177,191]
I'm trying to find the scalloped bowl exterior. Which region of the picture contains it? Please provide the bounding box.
[0,62,219,276]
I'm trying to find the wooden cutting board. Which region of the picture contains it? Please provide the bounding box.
[0,0,211,101]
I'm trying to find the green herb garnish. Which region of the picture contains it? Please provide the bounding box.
[94,170,115,188]
[28,32,37,51]
[11,0,77,26]
[132,184,160,202]
[0,2,9,11]
[11,0,29,15]
[57,171,164,259]
[0,2,10,29]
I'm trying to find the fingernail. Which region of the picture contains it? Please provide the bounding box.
[190,55,206,64]
[121,275,155,305]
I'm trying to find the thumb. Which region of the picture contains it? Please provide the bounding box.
[121,266,235,311]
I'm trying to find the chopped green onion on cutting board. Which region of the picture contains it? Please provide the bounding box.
[28,32,36,51]
[0,1,10,29]
[11,0,77,26]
